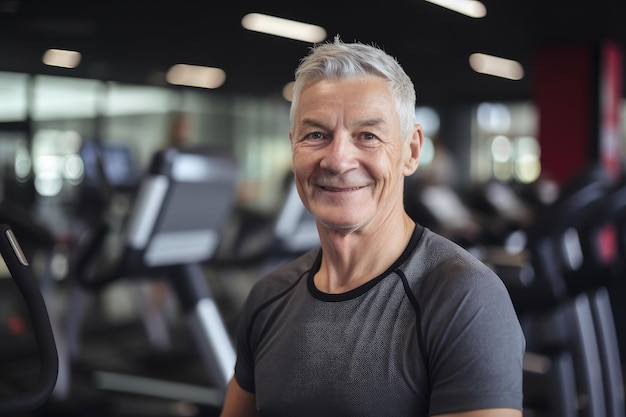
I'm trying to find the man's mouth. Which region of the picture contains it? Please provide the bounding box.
[320,185,363,192]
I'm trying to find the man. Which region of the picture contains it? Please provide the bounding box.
[220,37,525,417]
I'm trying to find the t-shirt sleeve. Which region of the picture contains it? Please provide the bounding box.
[231,251,320,395]
[422,257,526,414]
[233,288,257,393]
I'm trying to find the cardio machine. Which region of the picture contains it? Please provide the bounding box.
[0,223,58,416]
[68,145,239,409]
[497,166,625,417]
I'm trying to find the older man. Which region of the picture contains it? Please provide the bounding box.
[220,37,525,417]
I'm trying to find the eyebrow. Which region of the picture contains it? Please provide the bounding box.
[300,118,328,130]
[356,118,386,128]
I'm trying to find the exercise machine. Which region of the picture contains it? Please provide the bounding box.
[491,166,625,417]
[66,146,239,411]
[0,223,58,416]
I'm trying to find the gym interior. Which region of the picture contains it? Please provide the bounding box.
[1,1,626,416]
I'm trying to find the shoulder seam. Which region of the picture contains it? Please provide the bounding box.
[396,268,431,408]
[246,268,310,338]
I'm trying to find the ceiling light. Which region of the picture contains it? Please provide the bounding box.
[469,53,524,80]
[42,49,81,69]
[425,0,486,18]
[242,13,326,43]
[282,81,294,102]
[166,64,226,89]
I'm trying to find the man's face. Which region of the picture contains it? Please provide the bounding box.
[289,75,421,233]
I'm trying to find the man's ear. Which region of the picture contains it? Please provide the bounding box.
[403,124,423,176]
[289,129,296,173]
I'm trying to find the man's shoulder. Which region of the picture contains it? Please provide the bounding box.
[247,249,319,304]
[402,227,503,293]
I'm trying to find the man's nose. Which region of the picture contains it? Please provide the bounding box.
[319,134,359,174]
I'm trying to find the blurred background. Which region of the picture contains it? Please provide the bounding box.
[1,1,626,416]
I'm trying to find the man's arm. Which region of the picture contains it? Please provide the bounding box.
[220,377,260,417]
[434,408,522,417]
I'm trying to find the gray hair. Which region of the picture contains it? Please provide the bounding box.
[290,36,417,140]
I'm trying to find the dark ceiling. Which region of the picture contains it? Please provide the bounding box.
[0,0,624,106]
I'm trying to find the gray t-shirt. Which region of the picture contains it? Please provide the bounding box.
[234,224,525,416]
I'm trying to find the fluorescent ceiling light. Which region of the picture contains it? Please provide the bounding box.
[282,81,295,102]
[166,64,226,89]
[42,49,81,68]
[242,13,327,43]
[469,53,524,80]
[425,0,486,18]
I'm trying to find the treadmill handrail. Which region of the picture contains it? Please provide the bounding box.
[0,224,59,416]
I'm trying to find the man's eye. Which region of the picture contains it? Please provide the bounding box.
[306,132,325,140]
[362,133,377,141]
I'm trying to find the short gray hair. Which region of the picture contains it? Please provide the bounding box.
[290,36,417,140]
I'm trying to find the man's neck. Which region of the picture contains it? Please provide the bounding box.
[314,213,415,294]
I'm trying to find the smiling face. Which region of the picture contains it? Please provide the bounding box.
[289,75,422,233]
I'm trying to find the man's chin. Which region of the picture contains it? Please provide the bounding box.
[318,218,368,235]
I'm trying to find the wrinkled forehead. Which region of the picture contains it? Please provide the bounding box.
[291,74,394,117]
